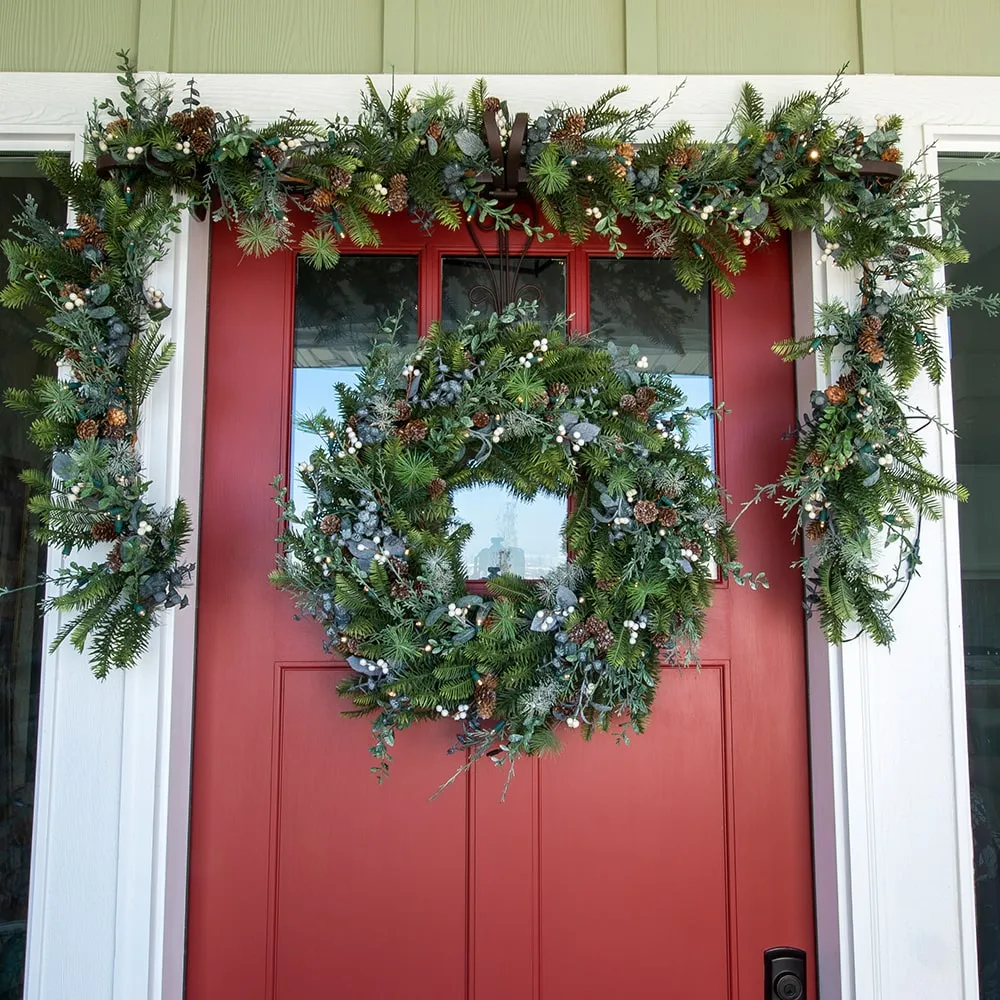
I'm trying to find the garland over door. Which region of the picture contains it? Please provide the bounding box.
[187,215,815,999]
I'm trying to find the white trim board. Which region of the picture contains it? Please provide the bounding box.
[1,71,994,1000]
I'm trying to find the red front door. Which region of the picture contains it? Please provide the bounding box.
[186,216,815,999]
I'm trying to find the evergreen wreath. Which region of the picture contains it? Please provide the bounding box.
[1,52,994,682]
[270,309,763,775]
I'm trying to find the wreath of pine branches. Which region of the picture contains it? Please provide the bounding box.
[1,51,993,684]
[271,309,764,774]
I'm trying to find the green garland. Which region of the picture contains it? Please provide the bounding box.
[272,310,763,774]
[1,52,992,681]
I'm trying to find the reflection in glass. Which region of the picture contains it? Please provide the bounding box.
[0,156,64,1000]
[442,256,566,327]
[946,157,1000,1000]
[589,258,713,462]
[454,486,566,580]
[292,256,418,510]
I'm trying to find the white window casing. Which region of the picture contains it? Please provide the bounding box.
[1,71,992,1000]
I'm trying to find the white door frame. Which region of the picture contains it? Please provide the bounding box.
[1,71,991,1000]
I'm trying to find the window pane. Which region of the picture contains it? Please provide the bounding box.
[589,258,713,462]
[0,156,64,1000]
[442,256,566,327]
[443,256,569,577]
[292,256,418,510]
[945,155,1000,1000]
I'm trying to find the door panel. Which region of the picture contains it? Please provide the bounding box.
[187,216,814,999]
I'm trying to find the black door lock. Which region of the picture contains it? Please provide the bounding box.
[764,946,806,1000]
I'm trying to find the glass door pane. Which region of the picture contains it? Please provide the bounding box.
[945,154,1000,1000]
[292,255,418,511]
[589,258,713,463]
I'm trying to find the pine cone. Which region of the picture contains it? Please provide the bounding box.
[868,346,885,364]
[881,147,902,163]
[858,329,879,355]
[63,348,81,365]
[594,623,614,655]
[390,582,410,599]
[634,500,658,524]
[806,449,824,467]
[339,635,361,656]
[77,214,105,249]
[824,385,848,405]
[319,513,342,535]
[838,370,859,392]
[392,399,413,422]
[664,148,688,168]
[619,393,637,411]
[474,675,498,720]
[192,106,216,132]
[428,477,447,499]
[634,409,649,424]
[684,145,703,166]
[860,314,883,336]
[547,382,569,399]
[262,146,285,166]
[329,166,352,190]
[806,521,828,541]
[169,111,194,137]
[657,506,679,527]
[105,407,127,427]
[551,129,584,152]
[764,131,778,142]
[635,386,657,409]
[76,418,99,440]
[398,419,428,445]
[102,423,126,440]
[107,117,130,136]
[91,520,118,542]
[189,130,212,157]
[427,120,443,141]
[595,578,614,591]
[686,541,703,559]
[107,542,123,573]
[387,173,408,213]
[610,160,627,181]
[615,142,635,164]
[62,235,87,252]
[309,188,335,211]
[651,631,672,650]
[471,410,491,428]
[564,113,586,135]
[483,97,502,115]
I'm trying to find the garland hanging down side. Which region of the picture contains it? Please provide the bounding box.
[2,52,994,678]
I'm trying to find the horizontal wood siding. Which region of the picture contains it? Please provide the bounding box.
[0,0,140,71]
[0,0,999,85]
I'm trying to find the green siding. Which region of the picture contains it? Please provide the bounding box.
[413,0,627,75]
[0,0,139,72]
[892,0,1000,75]
[1,0,999,75]
[655,0,860,74]
[170,0,382,73]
